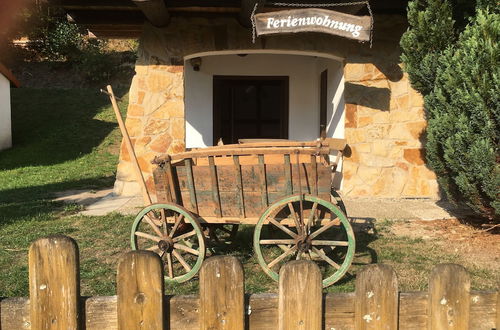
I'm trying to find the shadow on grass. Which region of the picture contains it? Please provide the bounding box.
[0,176,115,226]
[0,87,127,171]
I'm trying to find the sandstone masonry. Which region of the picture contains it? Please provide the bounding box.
[114,15,439,200]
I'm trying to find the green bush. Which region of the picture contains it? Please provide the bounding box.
[400,0,456,95]
[401,1,499,221]
[424,9,499,219]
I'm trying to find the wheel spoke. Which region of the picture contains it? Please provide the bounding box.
[166,253,174,278]
[143,215,164,238]
[306,202,318,234]
[172,229,197,242]
[260,239,295,245]
[174,243,200,255]
[311,247,341,269]
[169,214,184,238]
[172,250,191,272]
[288,202,302,234]
[145,212,162,226]
[146,245,160,252]
[135,231,161,242]
[311,240,349,246]
[161,209,168,236]
[268,217,298,238]
[309,218,340,240]
[267,245,298,268]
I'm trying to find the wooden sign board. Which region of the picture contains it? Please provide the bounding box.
[255,8,371,42]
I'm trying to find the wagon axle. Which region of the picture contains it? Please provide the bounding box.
[295,234,313,252]
[158,238,174,253]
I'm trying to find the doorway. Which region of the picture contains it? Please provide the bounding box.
[213,76,289,145]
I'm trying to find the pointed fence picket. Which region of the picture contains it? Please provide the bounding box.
[0,235,498,329]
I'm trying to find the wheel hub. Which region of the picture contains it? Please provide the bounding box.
[295,234,312,252]
[158,237,174,253]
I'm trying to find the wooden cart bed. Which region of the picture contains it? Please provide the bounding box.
[152,139,345,223]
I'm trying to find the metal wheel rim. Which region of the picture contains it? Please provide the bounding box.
[253,194,355,287]
[131,203,206,283]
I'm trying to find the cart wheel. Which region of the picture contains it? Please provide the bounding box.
[253,194,355,287]
[331,190,348,217]
[131,203,206,283]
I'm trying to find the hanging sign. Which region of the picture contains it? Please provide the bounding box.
[254,8,371,41]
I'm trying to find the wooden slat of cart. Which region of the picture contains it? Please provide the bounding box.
[258,154,268,209]
[233,155,245,218]
[185,158,198,214]
[284,154,292,195]
[208,156,222,217]
[311,155,318,196]
[169,146,330,161]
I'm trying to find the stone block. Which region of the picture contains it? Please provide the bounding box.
[366,124,390,140]
[153,99,184,119]
[345,104,357,128]
[357,165,381,185]
[166,65,184,73]
[396,94,409,110]
[403,148,425,165]
[128,104,144,117]
[358,152,394,167]
[409,88,424,107]
[168,140,186,154]
[355,143,371,153]
[407,121,427,139]
[143,93,168,116]
[372,167,407,196]
[135,64,149,76]
[147,72,174,93]
[345,129,366,144]
[389,79,408,97]
[358,116,373,127]
[388,123,413,140]
[116,160,135,181]
[137,151,155,173]
[144,118,170,135]
[137,91,145,105]
[171,117,185,140]
[149,133,173,153]
[372,111,390,124]
[342,161,358,180]
[344,63,365,81]
[372,140,391,157]
[125,118,142,137]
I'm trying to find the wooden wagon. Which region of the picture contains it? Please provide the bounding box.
[130,139,355,287]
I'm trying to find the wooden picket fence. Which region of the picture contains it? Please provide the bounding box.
[0,235,498,329]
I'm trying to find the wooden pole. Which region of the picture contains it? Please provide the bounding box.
[117,251,164,329]
[29,235,80,329]
[278,260,322,330]
[428,264,470,329]
[200,256,244,330]
[105,85,152,206]
[355,264,398,330]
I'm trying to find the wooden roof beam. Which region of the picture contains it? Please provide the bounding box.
[131,0,170,27]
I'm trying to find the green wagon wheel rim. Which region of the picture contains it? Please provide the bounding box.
[331,190,348,217]
[253,194,355,287]
[131,203,206,283]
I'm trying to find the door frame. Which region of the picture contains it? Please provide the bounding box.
[212,75,289,145]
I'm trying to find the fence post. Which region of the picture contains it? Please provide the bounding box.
[278,260,322,330]
[355,264,398,330]
[29,235,80,329]
[200,256,244,330]
[428,264,470,329]
[117,251,164,330]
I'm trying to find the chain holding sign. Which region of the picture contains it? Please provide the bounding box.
[251,1,373,45]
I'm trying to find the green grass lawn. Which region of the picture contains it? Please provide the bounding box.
[0,88,497,298]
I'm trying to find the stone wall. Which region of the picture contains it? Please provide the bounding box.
[114,15,439,200]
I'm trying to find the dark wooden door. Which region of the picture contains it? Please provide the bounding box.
[213,76,289,145]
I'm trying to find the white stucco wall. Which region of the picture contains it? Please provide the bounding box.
[0,74,12,151]
[184,53,344,148]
